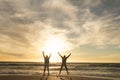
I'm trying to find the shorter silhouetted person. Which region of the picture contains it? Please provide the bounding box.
[58,52,71,75]
[42,51,51,76]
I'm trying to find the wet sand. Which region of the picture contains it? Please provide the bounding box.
[0,75,114,80]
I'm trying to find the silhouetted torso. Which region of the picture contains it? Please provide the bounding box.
[62,57,67,65]
[44,56,49,66]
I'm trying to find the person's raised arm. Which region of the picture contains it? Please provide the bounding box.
[58,52,62,58]
[42,51,45,58]
[67,53,71,58]
[49,53,51,58]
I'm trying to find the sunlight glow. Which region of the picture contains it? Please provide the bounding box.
[42,37,69,62]
[43,37,67,53]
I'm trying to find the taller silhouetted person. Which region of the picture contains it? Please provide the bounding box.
[42,51,51,76]
[58,52,71,75]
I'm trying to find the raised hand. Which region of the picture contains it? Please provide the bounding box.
[58,52,62,57]
[67,53,71,58]
[42,51,45,57]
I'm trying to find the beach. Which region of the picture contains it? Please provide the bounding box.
[0,75,115,80]
[0,62,120,80]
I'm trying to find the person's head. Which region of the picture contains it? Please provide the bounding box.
[63,55,66,57]
[46,55,48,58]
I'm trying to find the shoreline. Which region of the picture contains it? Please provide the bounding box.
[0,74,118,79]
[0,75,117,80]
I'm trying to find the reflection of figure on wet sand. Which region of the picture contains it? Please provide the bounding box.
[40,76,48,80]
[42,51,51,76]
[40,76,72,80]
[58,52,71,75]
[58,75,72,80]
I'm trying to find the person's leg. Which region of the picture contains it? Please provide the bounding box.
[59,64,63,75]
[47,65,49,76]
[65,65,69,75]
[43,65,46,75]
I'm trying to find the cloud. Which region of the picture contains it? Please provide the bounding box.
[91,0,120,16]
[0,51,23,57]
[42,0,78,17]
[64,0,120,48]
[0,0,120,60]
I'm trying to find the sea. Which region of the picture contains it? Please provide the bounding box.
[0,62,120,79]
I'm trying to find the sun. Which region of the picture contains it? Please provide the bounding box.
[43,37,67,53]
[42,37,69,62]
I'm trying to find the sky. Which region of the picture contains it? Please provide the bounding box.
[0,0,120,62]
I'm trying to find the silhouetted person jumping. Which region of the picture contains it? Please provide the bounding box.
[42,51,51,76]
[58,52,71,75]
